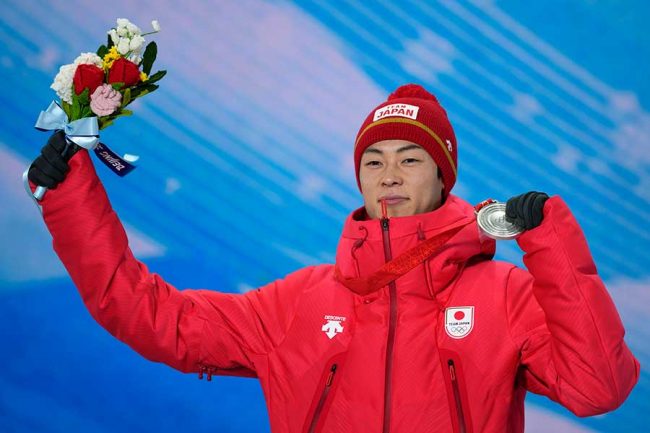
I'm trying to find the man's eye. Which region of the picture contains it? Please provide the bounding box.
[365,160,382,167]
[403,158,420,164]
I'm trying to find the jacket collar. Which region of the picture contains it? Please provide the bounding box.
[335,195,495,297]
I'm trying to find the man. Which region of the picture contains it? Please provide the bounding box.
[28,84,639,433]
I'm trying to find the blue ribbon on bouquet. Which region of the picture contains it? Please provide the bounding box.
[23,101,139,209]
[34,101,100,150]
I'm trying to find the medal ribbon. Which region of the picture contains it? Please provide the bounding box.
[334,219,472,296]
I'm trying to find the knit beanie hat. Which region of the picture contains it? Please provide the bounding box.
[354,84,458,199]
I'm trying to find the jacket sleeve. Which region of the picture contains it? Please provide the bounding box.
[505,196,639,416]
[33,150,308,375]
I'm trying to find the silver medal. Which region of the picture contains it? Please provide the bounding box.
[475,200,523,240]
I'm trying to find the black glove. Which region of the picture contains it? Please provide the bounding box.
[505,191,549,230]
[28,131,79,189]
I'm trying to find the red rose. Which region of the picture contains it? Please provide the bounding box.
[73,64,105,95]
[108,58,141,87]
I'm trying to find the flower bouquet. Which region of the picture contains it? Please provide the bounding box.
[27,18,166,201]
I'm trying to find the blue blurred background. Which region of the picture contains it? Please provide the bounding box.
[1,0,648,432]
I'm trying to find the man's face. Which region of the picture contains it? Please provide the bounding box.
[359,139,444,219]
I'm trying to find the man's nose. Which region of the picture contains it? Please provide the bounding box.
[381,164,403,186]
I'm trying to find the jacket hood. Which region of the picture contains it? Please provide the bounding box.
[335,194,495,297]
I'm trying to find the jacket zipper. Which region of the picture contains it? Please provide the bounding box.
[381,216,397,433]
[448,360,467,433]
[307,364,338,433]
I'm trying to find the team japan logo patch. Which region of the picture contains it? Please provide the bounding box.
[445,306,474,339]
[373,103,420,121]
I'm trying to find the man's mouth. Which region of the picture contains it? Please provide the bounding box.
[379,195,408,205]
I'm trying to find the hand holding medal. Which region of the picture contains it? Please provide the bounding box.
[24,18,166,203]
[475,192,549,240]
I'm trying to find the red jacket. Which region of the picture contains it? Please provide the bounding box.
[38,151,639,433]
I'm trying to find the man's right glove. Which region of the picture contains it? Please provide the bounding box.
[28,131,78,189]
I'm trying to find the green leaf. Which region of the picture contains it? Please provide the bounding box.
[81,106,93,118]
[97,44,108,58]
[99,117,115,130]
[71,88,92,119]
[98,109,134,130]
[61,100,72,119]
[107,33,114,49]
[146,70,166,84]
[141,41,157,75]
[71,92,81,120]
[122,88,132,107]
[78,88,90,106]
[111,82,125,91]
[130,84,159,100]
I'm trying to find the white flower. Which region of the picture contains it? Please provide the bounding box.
[126,22,140,35]
[73,52,102,67]
[108,29,119,45]
[50,63,76,104]
[117,38,131,55]
[107,18,156,62]
[151,20,160,32]
[129,35,145,52]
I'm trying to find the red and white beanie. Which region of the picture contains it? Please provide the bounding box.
[354,84,458,199]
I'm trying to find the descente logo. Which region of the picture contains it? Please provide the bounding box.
[373,103,420,121]
[322,315,346,339]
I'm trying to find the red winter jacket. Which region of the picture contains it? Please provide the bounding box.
[37,151,639,433]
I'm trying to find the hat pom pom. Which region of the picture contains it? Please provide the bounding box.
[388,83,439,102]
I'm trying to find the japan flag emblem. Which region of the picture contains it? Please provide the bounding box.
[445,306,474,339]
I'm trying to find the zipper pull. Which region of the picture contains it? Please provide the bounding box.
[326,364,338,386]
[448,360,456,381]
[198,364,217,381]
[380,199,390,231]
[417,223,426,240]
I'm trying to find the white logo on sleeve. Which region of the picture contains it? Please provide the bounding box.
[446,139,453,152]
[373,103,420,121]
[322,315,346,339]
[445,307,474,339]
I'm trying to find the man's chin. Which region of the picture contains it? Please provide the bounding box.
[383,205,415,219]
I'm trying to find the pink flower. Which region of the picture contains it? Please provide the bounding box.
[90,84,122,116]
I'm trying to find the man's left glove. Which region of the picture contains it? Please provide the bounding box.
[28,130,76,189]
[505,191,549,230]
